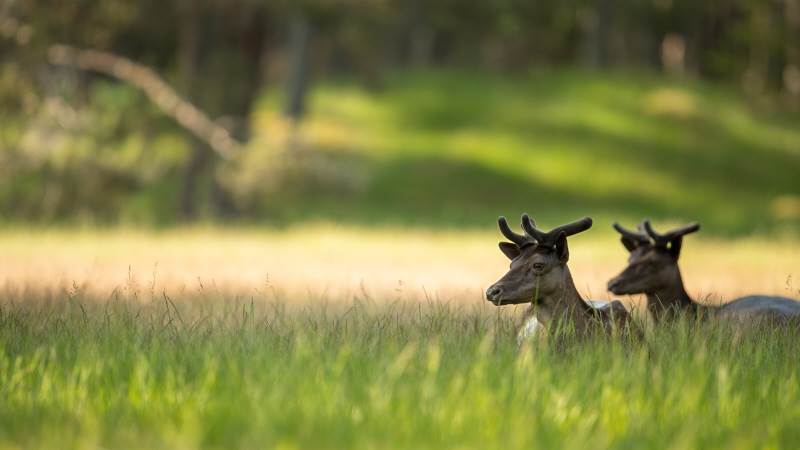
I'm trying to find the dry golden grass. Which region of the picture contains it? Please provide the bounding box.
[1,226,797,309]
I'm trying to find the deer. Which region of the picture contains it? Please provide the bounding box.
[607,220,800,324]
[485,214,634,343]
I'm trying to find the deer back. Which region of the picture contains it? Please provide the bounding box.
[718,295,800,322]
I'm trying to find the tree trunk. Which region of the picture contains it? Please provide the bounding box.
[581,0,611,68]
[177,0,208,221]
[179,141,210,219]
[785,0,800,98]
[284,16,313,123]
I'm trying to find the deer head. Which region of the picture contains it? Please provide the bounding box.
[607,220,699,296]
[485,214,593,305]
[607,220,700,320]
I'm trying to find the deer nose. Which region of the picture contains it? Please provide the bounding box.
[486,285,504,303]
[607,277,623,293]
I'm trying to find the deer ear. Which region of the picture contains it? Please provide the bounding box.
[620,236,640,253]
[498,242,521,260]
[555,231,569,263]
[667,236,683,258]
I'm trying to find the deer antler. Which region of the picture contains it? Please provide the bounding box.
[498,216,534,247]
[521,214,547,243]
[521,215,593,247]
[643,220,700,246]
[549,217,593,237]
[613,222,651,245]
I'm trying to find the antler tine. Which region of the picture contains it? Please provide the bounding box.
[613,222,651,244]
[523,214,536,228]
[642,219,671,247]
[644,220,700,246]
[663,222,700,240]
[642,219,667,245]
[549,216,593,238]
[521,213,547,243]
[498,216,530,247]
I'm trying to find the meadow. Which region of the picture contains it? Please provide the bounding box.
[1,228,799,449]
[2,70,800,449]
[2,277,800,449]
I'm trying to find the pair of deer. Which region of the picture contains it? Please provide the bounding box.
[485,215,800,342]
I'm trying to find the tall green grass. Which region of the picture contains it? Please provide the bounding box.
[2,290,799,449]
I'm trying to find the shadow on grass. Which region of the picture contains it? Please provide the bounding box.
[256,148,796,236]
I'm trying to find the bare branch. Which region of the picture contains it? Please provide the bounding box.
[46,45,242,160]
[1,15,243,160]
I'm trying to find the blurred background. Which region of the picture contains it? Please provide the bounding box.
[0,0,798,301]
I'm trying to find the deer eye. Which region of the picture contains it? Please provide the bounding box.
[532,263,545,271]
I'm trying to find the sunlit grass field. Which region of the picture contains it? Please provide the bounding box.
[1,227,799,449]
[2,285,800,449]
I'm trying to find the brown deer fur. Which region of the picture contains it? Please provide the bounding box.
[486,215,634,340]
[608,220,800,324]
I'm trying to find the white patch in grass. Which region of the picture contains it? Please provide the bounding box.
[517,315,541,345]
[516,300,611,345]
[586,300,610,309]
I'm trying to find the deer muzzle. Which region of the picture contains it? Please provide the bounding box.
[485,285,505,305]
[607,276,628,295]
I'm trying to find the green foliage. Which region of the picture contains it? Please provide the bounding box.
[242,70,800,235]
[0,81,187,224]
[2,292,800,449]
[2,71,799,233]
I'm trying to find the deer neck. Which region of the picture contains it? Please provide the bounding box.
[534,266,594,331]
[646,267,704,320]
